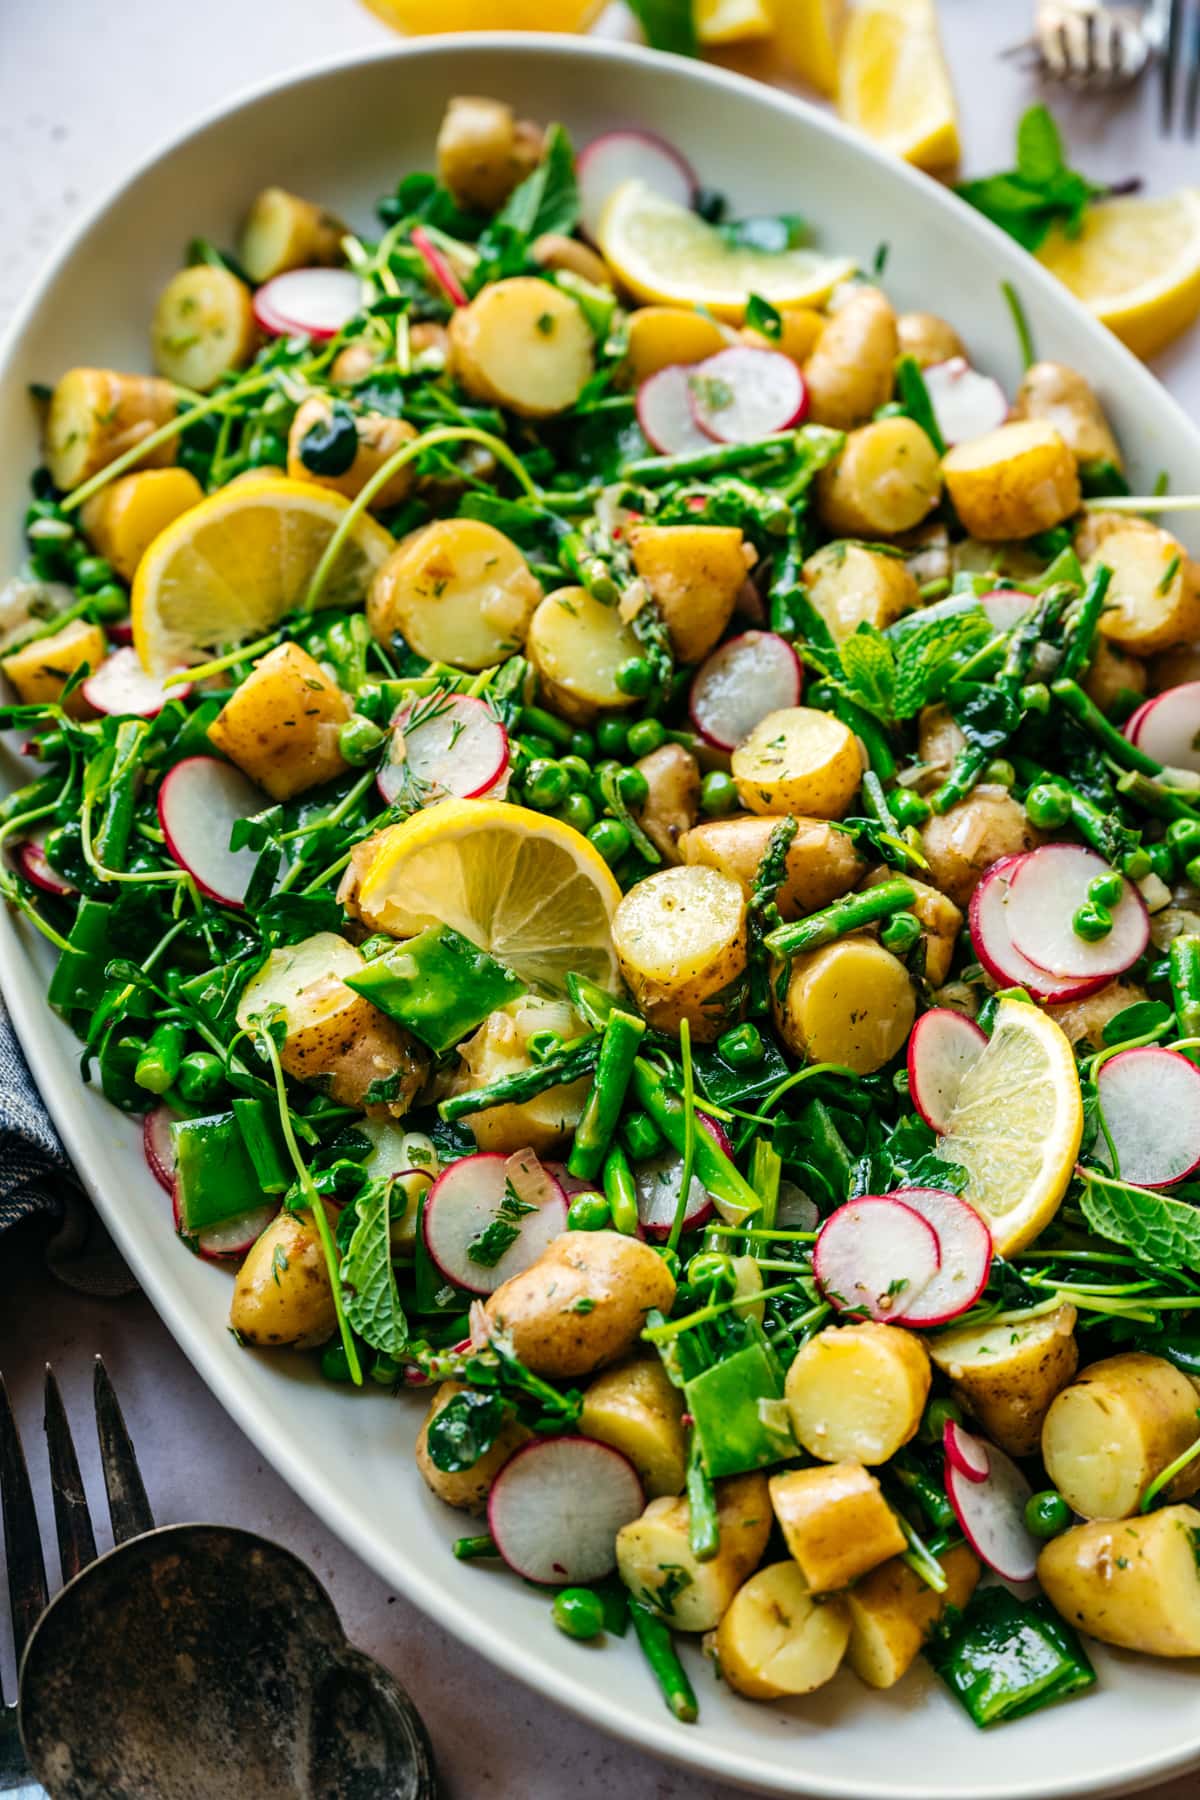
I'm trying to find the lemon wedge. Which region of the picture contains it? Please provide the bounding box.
[837,0,961,174]
[131,476,394,676]
[697,0,774,44]
[597,180,855,321]
[769,0,843,94]
[936,998,1083,1256]
[1037,189,1200,360]
[354,798,622,994]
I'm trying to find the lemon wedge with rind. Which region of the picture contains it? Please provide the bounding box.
[355,798,623,995]
[1037,190,1200,361]
[597,180,855,321]
[697,0,774,45]
[936,998,1083,1256]
[837,0,961,175]
[131,476,394,676]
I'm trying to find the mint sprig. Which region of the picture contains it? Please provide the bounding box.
[955,105,1106,253]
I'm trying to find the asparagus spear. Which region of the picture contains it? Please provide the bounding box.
[568,1009,646,1184]
[764,877,916,960]
[628,1598,700,1723]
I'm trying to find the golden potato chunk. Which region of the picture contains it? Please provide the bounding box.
[239,186,345,284]
[1012,360,1122,469]
[286,396,418,512]
[804,286,897,429]
[634,742,701,865]
[230,1205,338,1349]
[485,1231,677,1380]
[526,585,640,723]
[80,468,204,583]
[816,418,942,538]
[1087,524,1200,656]
[895,311,965,369]
[928,1302,1078,1457]
[732,706,863,818]
[368,519,541,671]
[615,1472,772,1631]
[920,785,1042,908]
[531,233,614,288]
[1038,1505,1200,1657]
[1045,978,1148,1051]
[741,305,824,365]
[151,265,257,392]
[846,1543,980,1688]
[680,814,865,919]
[801,541,919,646]
[774,937,915,1072]
[415,1381,530,1514]
[613,864,747,1042]
[785,1321,931,1465]
[628,524,749,665]
[45,368,177,492]
[769,1463,905,1593]
[623,306,728,382]
[580,1354,687,1499]
[451,278,593,418]
[1042,1352,1200,1520]
[455,997,591,1156]
[714,1562,851,1700]
[942,420,1081,541]
[2,618,107,714]
[862,867,963,985]
[207,642,351,801]
[436,96,543,213]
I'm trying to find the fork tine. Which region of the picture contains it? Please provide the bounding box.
[1162,0,1183,125]
[43,1369,97,1584]
[92,1357,153,1544]
[0,1375,48,1666]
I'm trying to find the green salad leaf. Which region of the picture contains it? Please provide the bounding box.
[340,1181,409,1356]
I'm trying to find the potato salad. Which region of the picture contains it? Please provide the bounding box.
[9,97,1200,1730]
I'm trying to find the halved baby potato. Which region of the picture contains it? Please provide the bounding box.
[580,1353,688,1499]
[774,937,915,1072]
[45,368,177,492]
[207,642,351,801]
[286,396,419,512]
[785,1321,931,1465]
[239,186,345,284]
[612,863,747,1042]
[1086,523,1200,656]
[80,468,204,583]
[526,585,640,722]
[680,814,865,918]
[151,265,257,392]
[623,306,728,383]
[816,417,942,538]
[732,706,863,818]
[1,618,107,715]
[941,420,1081,541]
[450,277,594,417]
[801,541,919,646]
[928,1302,1078,1458]
[616,1472,772,1632]
[628,524,750,665]
[368,518,542,670]
[1041,1351,1200,1520]
[1037,1504,1200,1657]
[769,1462,906,1593]
[713,1562,851,1701]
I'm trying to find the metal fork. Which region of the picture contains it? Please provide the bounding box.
[1004,0,1172,93]
[1160,0,1200,132]
[0,1359,151,1792]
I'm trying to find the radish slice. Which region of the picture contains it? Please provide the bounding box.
[944,1418,990,1484]
[978,588,1034,633]
[888,1187,993,1327]
[108,619,135,647]
[689,631,802,750]
[157,756,266,908]
[969,855,1107,1003]
[1095,1046,1200,1187]
[944,1425,1039,1582]
[82,646,189,718]
[13,838,75,898]
[636,365,714,456]
[1006,843,1148,981]
[143,1105,177,1195]
[688,347,808,444]
[422,1151,567,1296]
[194,1202,279,1261]
[253,268,367,340]
[578,129,696,240]
[487,1436,644,1585]
[635,1154,713,1240]
[410,225,469,308]
[812,1195,941,1322]
[1125,681,1200,773]
[377,693,508,806]
[907,1009,987,1135]
[922,358,1009,446]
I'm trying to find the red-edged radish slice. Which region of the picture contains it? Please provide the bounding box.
[922,358,1008,446]
[636,364,714,457]
[908,1009,987,1135]
[82,646,190,718]
[409,225,470,308]
[1095,1046,1200,1187]
[253,268,367,340]
[157,756,266,908]
[422,1150,567,1296]
[195,1202,279,1261]
[487,1436,644,1585]
[635,1155,713,1240]
[888,1187,993,1327]
[688,347,808,444]
[777,1180,818,1232]
[812,1195,941,1322]
[13,838,75,898]
[969,855,1107,1003]
[1006,843,1148,981]
[978,588,1034,633]
[944,1425,1039,1582]
[578,129,696,240]
[1125,681,1200,773]
[108,619,135,647]
[143,1105,177,1195]
[943,1418,990,1484]
[689,631,802,750]
[378,693,508,806]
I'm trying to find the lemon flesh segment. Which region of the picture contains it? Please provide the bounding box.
[936,998,1083,1257]
[597,180,855,321]
[1037,190,1200,361]
[837,0,961,174]
[355,798,623,995]
[769,0,843,94]
[131,477,394,676]
[697,0,774,44]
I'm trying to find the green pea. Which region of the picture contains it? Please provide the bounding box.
[1024,781,1073,831]
[1121,847,1154,881]
[716,1022,765,1067]
[526,759,570,810]
[1024,1490,1071,1540]
[558,791,597,834]
[615,657,654,698]
[597,717,631,758]
[1186,853,1200,889]
[176,1051,225,1103]
[552,1587,606,1641]
[1167,818,1200,858]
[880,910,922,953]
[88,583,128,622]
[920,1396,963,1445]
[984,758,1016,788]
[1019,681,1051,716]
[617,766,649,809]
[686,1251,736,1300]
[626,717,667,758]
[338,715,387,766]
[1088,870,1125,908]
[321,1342,354,1382]
[566,1191,611,1231]
[889,788,931,828]
[699,770,738,818]
[73,554,115,593]
[621,1111,664,1160]
[587,818,631,865]
[559,754,592,790]
[522,732,557,761]
[568,728,597,762]
[1073,901,1112,943]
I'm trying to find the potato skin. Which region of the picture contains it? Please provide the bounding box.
[1011,361,1121,469]
[613,864,747,1042]
[286,396,418,511]
[454,997,591,1156]
[80,468,204,583]
[941,420,1081,541]
[282,975,428,1120]
[801,541,919,646]
[769,1463,906,1593]
[531,232,613,288]
[732,706,863,819]
[415,1381,530,1513]
[615,1472,772,1631]
[436,96,542,213]
[629,524,749,664]
[368,519,542,671]
[1087,523,1200,657]
[774,938,915,1073]
[580,1354,687,1499]
[846,1543,980,1688]
[680,814,865,920]
[207,642,351,802]
[895,311,965,369]
[1037,1504,1200,1656]
[927,1302,1078,1457]
[816,418,942,538]
[634,742,700,865]
[2,618,107,715]
[484,1231,677,1380]
[1042,1351,1200,1520]
[238,185,344,283]
[230,1206,338,1349]
[46,368,177,491]
[713,1562,851,1700]
[785,1322,931,1465]
[804,287,897,429]
[920,785,1042,908]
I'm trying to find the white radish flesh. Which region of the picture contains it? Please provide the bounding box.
[978,588,1034,633]
[410,226,469,308]
[1126,681,1200,773]
[14,839,75,898]
[689,631,802,750]
[907,1009,987,1135]
[812,1196,941,1322]
[688,347,808,444]
[487,1436,644,1585]
[1095,1047,1200,1187]
[82,646,189,718]
[253,268,367,340]
[888,1186,993,1326]
[943,1418,990,1484]
[634,1155,713,1240]
[922,358,1009,446]
[377,694,508,806]
[636,364,714,456]
[422,1150,567,1296]
[157,756,266,908]
[944,1425,1039,1582]
[578,129,696,240]
[195,1203,280,1261]
[1006,843,1148,980]
[968,855,1106,1003]
[143,1104,176,1195]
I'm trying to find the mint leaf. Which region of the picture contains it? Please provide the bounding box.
[626,0,697,54]
[840,624,896,721]
[1016,104,1064,186]
[495,122,578,241]
[893,609,991,718]
[955,105,1105,253]
[341,1181,408,1355]
[1079,1169,1200,1273]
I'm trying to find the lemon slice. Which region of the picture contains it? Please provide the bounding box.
[936,998,1083,1256]
[355,797,622,994]
[597,180,855,321]
[1036,189,1200,361]
[697,0,773,44]
[131,476,395,676]
[837,0,961,174]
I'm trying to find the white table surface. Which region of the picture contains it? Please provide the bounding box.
[2,3,1200,1795]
